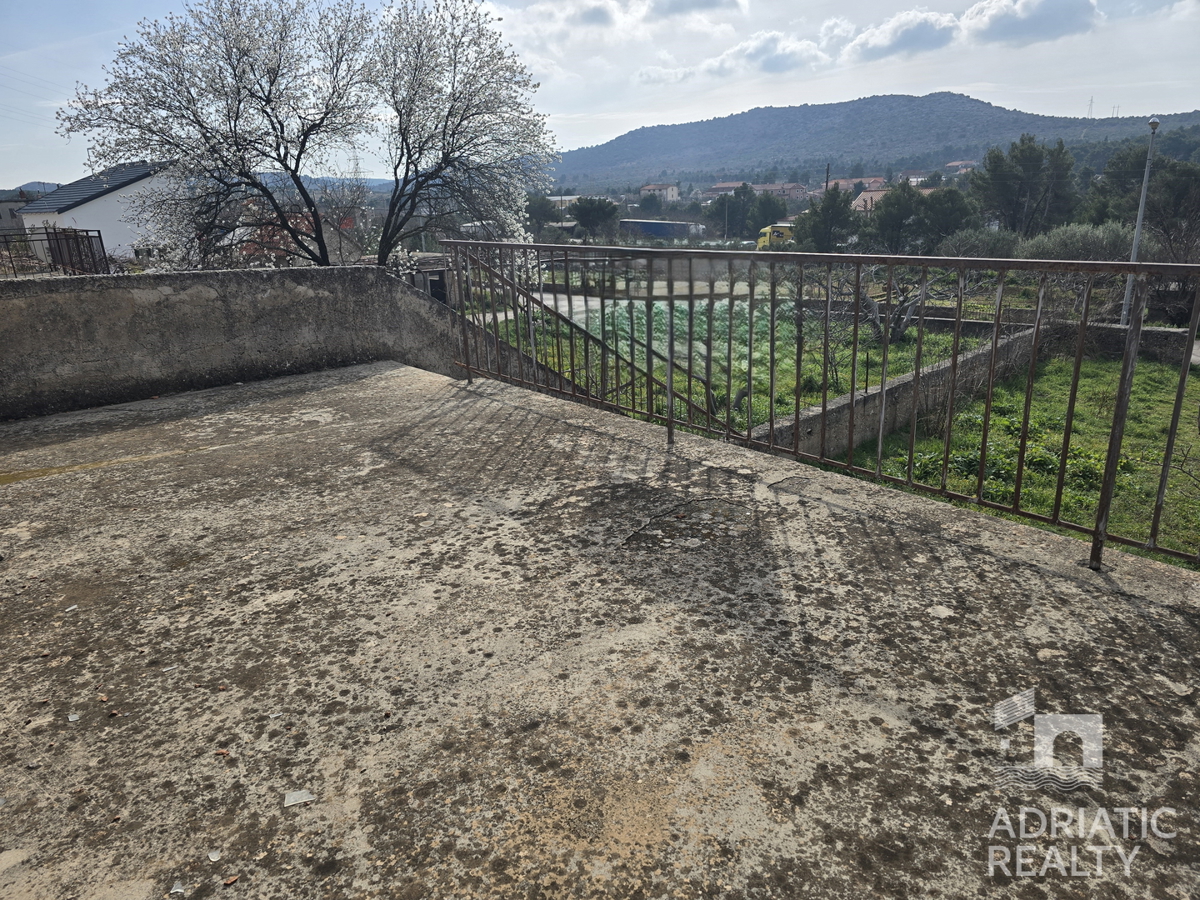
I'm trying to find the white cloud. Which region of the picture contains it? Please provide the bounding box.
[706,31,829,74]
[960,0,1101,43]
[1097,0,1176,15]
[573,4,615,26]
[481,0,1194,151]
[638,29,828,82]
[636,65,694,85]
[818,17,858,52]
[646,0,741,17]
[842,9,961,61]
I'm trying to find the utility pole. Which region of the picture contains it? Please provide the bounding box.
[1120,117,1160,327]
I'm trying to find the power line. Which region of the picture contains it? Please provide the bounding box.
[0,99,56,122]
[0,63,76,94]
[0,77,62,104]
[0,103,57,129]
[0,110,56,130]
[0,100,55,121]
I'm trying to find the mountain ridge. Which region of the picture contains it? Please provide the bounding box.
[555,92,1200,187]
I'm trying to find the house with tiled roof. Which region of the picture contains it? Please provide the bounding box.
[19,161,171,257]
[702,181,809,201]
[0,192,40,234]
[639,183,679,202]
[752,183,808,200]
[851,186,938,214]
[825,177,887,193]
[700,182,747,199]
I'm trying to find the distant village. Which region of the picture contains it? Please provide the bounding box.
[0,156,978,276]
[534,158,980,245]
[3,128,1198,272]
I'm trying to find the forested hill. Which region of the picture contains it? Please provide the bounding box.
[555,93,1200,187]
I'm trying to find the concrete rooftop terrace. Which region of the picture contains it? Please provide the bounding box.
[1,361,1198,900]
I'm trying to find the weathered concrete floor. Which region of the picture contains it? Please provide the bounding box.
[1,362,1198,900]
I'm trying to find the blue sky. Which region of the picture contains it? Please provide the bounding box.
[1,0,1196,186]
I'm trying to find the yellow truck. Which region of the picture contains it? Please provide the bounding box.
[756,223,794,250]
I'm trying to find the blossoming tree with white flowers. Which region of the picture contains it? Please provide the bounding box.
[60,0,555,268]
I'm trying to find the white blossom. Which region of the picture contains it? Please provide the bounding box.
[372,0,555,261]
[59,0,554,268]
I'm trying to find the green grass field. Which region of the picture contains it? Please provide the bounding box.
[859,355,1200,563]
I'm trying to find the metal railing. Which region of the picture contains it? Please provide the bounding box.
[1,229,110,278]
[446,241,1200,568]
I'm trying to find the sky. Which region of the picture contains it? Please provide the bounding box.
[1,0,1196,187]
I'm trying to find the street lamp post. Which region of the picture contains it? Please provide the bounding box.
[1120,116,1161,327]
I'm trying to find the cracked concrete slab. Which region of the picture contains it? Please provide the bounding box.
[1,361,1197,899]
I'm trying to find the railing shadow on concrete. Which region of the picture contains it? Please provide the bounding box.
[445,240,1200,569]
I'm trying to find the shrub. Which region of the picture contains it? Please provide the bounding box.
[938,227,1020,259]
[1018,222,1136,262]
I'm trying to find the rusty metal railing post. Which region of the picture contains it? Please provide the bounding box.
[818,263,832,461]
[1090,274,1149,569]
[1012,274,1049,512]
[767,260,778,450]
[450,245,473,384]
[792,264,805,457]
[1052,277,1094,524]
[938,270,966,492]
[874,264,894,476]
[666,258,676,447]
[904,267,929,486]
[724,259,735,441]
[1148,276,1200,550]
[975,271,1008,502]
[646,257,656,424]
[846,263,862,469]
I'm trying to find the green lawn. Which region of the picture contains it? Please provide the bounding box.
[862,355,1200,563]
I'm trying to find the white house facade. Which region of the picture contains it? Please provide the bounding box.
[19,162,170,258]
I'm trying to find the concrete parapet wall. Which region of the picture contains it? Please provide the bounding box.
[0,267,468,419]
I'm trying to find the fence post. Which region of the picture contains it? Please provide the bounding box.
[1090,273,1149,569]
[1148,277,1200,549]
[666,256,675,447]
[451,245,473,385]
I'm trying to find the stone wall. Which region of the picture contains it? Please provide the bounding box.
[751,315,1192,460]
[924,318,1190,364]
[753,327,1039,458]
[0,267,469,419]
[1070,323,1191,365]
